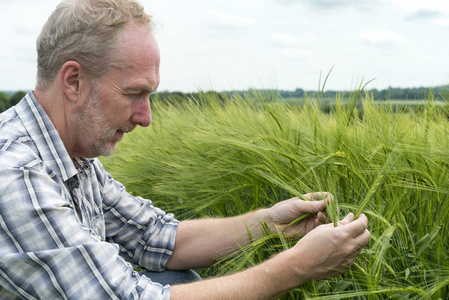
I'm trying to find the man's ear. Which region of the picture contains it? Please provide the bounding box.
[60,61,84,103]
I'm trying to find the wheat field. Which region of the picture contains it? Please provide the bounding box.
[101,90,449,299]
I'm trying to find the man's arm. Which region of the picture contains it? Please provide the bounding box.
[0,159,172,299]
[165,211,268,269]
[166,192,332,270]
[170,213,370,299]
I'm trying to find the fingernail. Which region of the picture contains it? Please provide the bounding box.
[345,213,353,220]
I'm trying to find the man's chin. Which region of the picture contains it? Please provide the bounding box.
[99,145,118,157]
[92,141,119,158]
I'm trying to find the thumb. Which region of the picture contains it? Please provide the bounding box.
[290,198,326,214]
[307,199,326,213]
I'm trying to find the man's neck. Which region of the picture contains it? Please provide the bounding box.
[34,86,74,158]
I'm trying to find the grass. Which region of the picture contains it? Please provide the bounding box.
[101,90,449,299]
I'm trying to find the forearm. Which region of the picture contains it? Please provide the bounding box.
[170,248,307,300]
[166,208,271,269]
[169,211,371,299]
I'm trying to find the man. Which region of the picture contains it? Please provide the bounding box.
[0,0,370,299]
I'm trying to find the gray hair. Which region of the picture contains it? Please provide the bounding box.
[36,0,153,89]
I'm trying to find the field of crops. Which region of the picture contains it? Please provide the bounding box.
[101,91,449,299]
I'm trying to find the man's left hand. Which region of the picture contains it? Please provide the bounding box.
[266,192,333,237]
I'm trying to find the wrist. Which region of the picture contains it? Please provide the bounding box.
[253,208,277,234]
[263,247,311,291]
[285,245,313,284]
[254,207,271,223]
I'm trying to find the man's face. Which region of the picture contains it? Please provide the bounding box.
[73,24,160,158]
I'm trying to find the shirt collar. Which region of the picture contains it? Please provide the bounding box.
[15,91,78,181]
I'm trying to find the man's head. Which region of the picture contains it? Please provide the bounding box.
[70,22,160,157]
[36,0,152,89]
[35,0,160,158]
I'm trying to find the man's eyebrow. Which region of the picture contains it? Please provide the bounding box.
[123,86,154,93]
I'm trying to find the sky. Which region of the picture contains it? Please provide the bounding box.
[1,0,448,93]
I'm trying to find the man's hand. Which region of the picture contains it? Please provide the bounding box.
[267,192,334,237]
[290,213,370,281]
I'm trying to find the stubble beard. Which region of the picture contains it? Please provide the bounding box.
[77,89,135,157]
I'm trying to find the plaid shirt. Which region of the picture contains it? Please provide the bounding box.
[0,92,178,299]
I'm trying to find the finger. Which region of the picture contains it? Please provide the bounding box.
[341,214,369,238]
[316,211,330,225]
[353,228,371,248]
[302,192,332,202]
[325,193,335,205]
[337,213,354,226]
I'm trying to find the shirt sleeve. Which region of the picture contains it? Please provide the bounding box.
[0,152,172,299]
[93,159,179,272]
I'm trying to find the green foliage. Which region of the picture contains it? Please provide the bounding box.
[101,90,449,299]
[0,91,27,112]
[9,91,26,107]
[0,92,10,112]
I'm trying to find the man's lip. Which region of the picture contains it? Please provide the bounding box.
[118,128,135,134]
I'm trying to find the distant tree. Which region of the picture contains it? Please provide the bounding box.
[294,88,305,98]
[9,91,27,107]
[0,92,10,112]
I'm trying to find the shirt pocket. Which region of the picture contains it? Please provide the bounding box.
[90,212,106,241]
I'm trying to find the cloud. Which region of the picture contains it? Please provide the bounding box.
[274,0,303,6]
[282,48,312,60]
[393,1,449,27]
[391,0,449,14]
[207,9,257,29]
[273,17,309,27]
[279,0,381,9]
[404,9,444,21]
[269,32,313,60]
[359,29,405,46]
[13,21,40,37]
[434,18,449,28]
[269,32,303,47]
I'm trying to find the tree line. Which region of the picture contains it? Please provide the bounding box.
[2,85,448,113]
[0,91,27,113]
[153,85,449,105]
[281,86,448,101]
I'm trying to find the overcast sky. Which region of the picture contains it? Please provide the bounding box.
[1,0,448,93]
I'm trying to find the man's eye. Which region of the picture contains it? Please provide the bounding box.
[127,90,152,100]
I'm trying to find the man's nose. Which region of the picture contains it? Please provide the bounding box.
[131,97,152,127]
